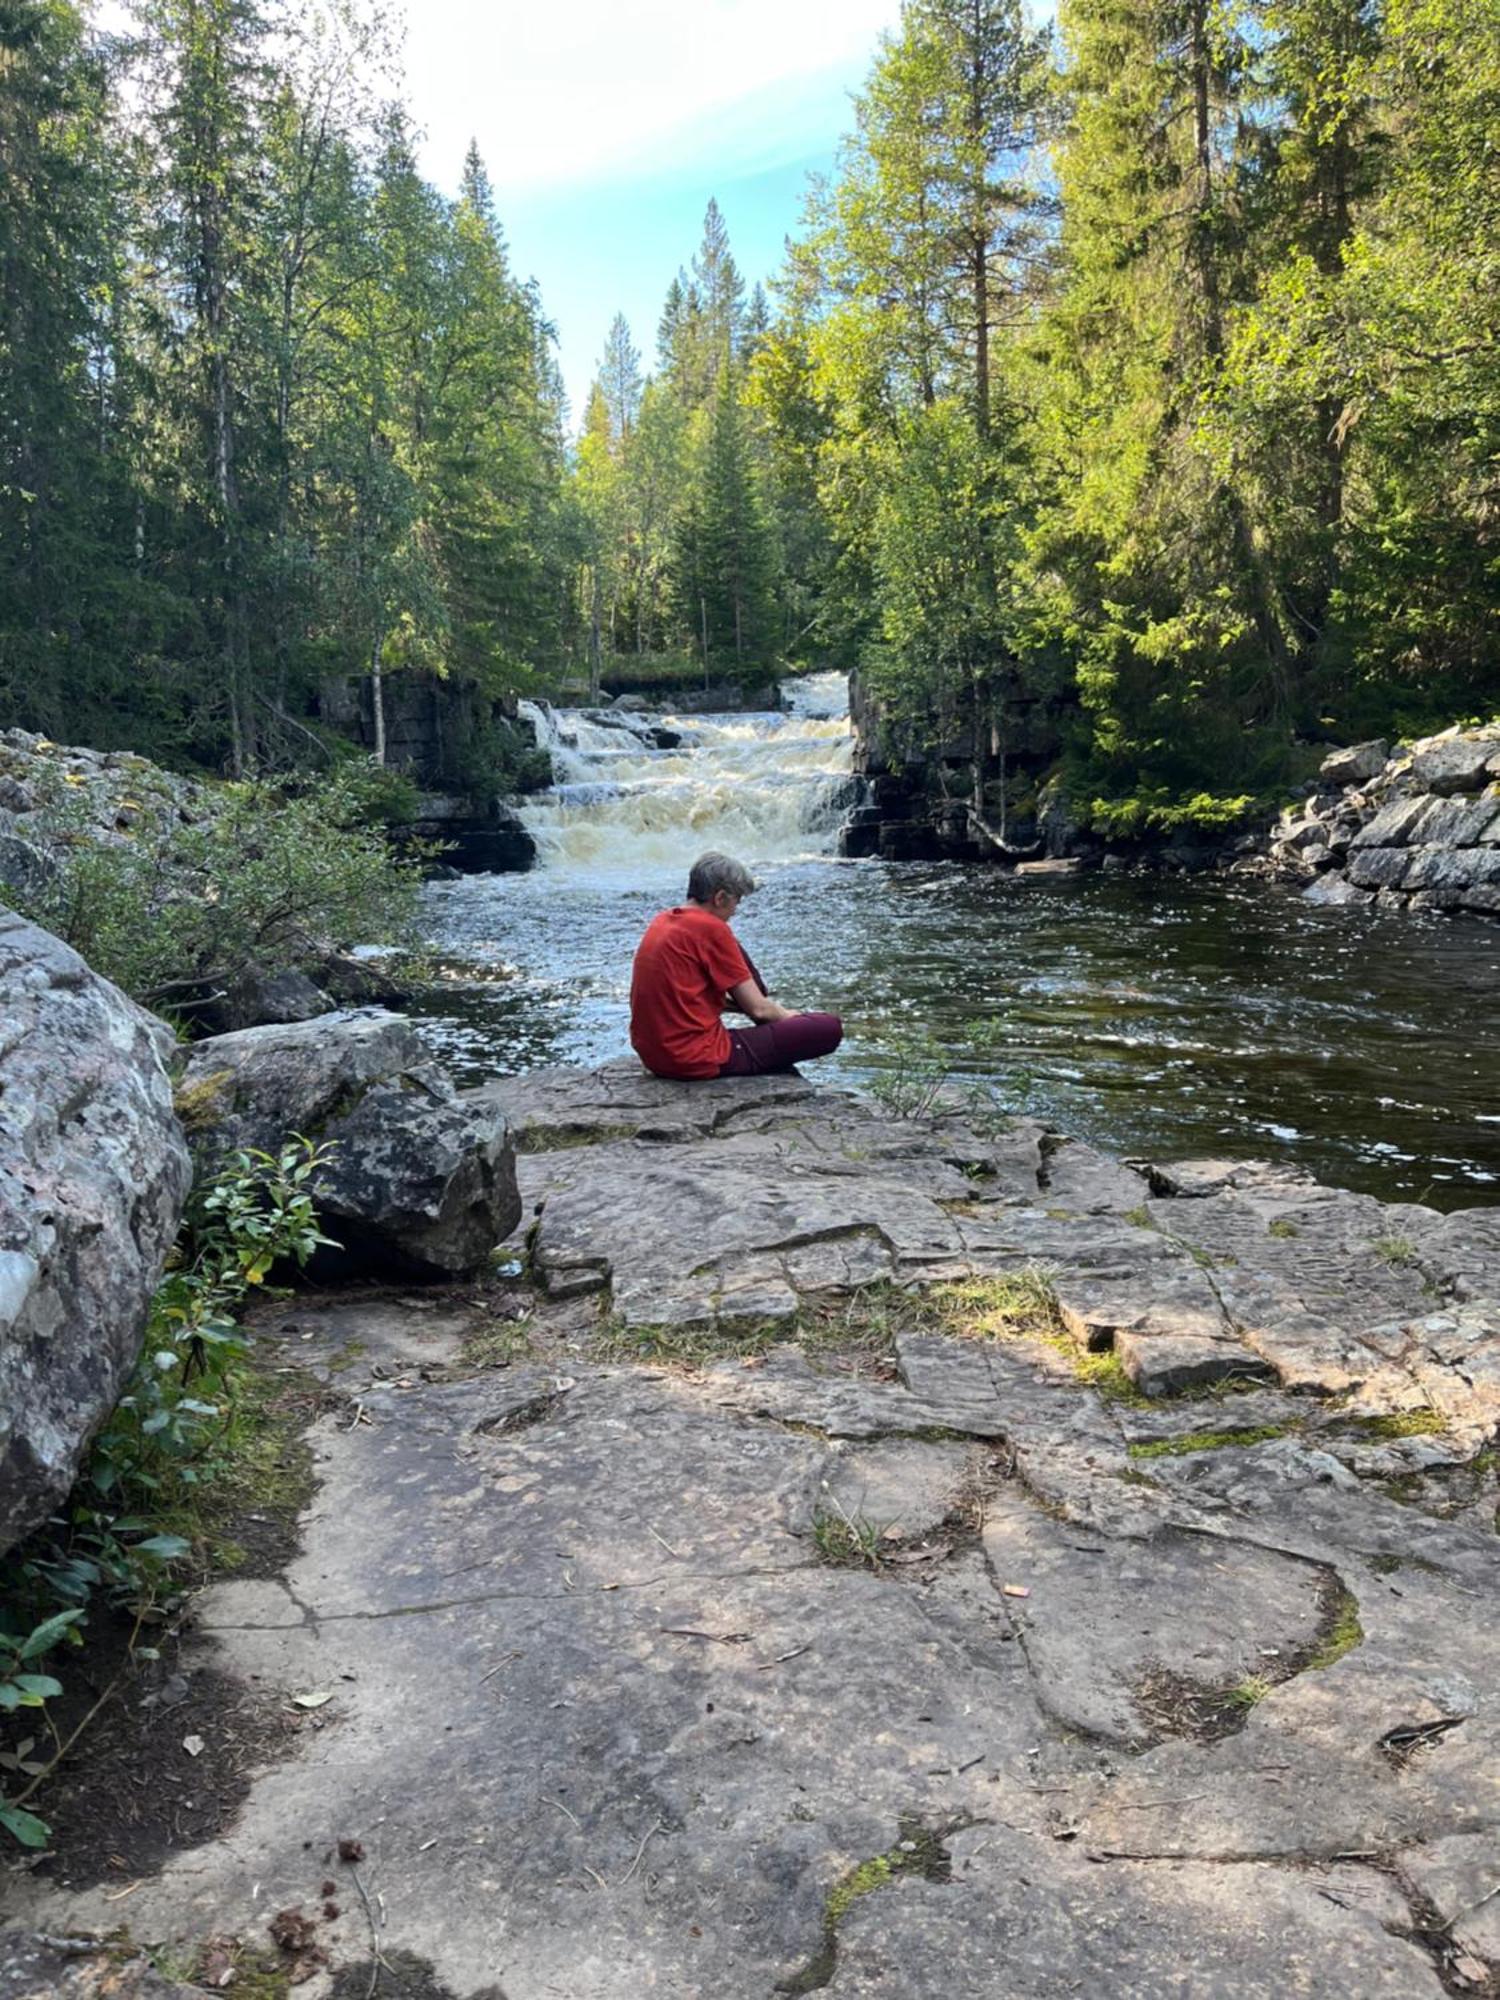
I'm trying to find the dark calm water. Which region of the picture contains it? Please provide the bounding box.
[412,861,1500,1211]
[405,676,1499,1211]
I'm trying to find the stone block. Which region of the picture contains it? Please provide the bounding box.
[1346,847,1411,890]
[1410,737,1497,794]
[1348,796,1431,850]
[1114,1327,1273,1397]
[1407,794,1500,847]
[1404,844,1500,891]
[1,911,191,1554]
[1303,874,1372,906]
[1319,740,1388,788]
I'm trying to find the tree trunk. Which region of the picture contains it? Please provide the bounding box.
[589,562,602,703]
[370,632,386,766]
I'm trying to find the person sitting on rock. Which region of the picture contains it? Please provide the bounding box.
[629,852,844,1081]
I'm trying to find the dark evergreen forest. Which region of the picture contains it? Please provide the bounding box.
[2,0,1497,828]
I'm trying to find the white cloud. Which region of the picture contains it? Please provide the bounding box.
[403,0,899,191]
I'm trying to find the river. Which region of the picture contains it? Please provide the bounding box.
[412,673,1500,1210]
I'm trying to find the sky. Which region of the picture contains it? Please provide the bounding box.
[401,1,903,424]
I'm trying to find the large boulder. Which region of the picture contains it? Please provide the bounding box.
[1318,739,1388,788]
[0,909,191,1555]
[177,1011,520,1277]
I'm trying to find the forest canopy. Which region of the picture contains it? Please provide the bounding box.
[2,0,1497,825]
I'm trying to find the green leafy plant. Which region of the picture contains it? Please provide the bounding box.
[3,772,425,1010]
[0,1141,337,1849]
[862,1019,1026,1126]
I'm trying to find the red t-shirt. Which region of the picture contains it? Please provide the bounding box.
[630,904,752,1079]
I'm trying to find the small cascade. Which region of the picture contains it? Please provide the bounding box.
[515,673,854,873]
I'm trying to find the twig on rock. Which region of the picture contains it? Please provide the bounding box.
[756,1644,811,1670]
[348,1865,384,1999]
[617,1819,667,1888]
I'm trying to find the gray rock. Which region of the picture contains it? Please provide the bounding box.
[179,1011,519,1276]
[1408,793,1500,846]
[1113,1325,1273,1395]
[1410,736,1498,794]
[1400,1832,1500,1962]
[312,948,411,1009]
[0,824,56,902]
[827,1840,1440,1998]
[13,1069,1500,1999]
[312,1070,520,1276]
[611,692,650,711]
[1346,846,1411,890]
[0,909,191,1553]
[1302,874,1373,906]
[1347,794,1433,850]
[177,1009,421,1148]
[1319,739,1388,788]
[1405,843,1500,892]
[190,963,332,1036]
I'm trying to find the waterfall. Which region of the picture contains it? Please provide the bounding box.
[515,673,855,873]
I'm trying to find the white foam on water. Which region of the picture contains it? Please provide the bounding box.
[517,673,855,874]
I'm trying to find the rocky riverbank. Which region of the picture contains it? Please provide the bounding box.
[8,1060,1498,1998]
[842,686,1500,922]
[1262,726,1500,919]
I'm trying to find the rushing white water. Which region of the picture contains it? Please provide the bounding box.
[515,671,855,873]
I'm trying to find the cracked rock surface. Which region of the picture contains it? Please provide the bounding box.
[12,1065,1500,1998]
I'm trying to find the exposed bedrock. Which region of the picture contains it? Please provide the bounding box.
[13,1064,1498,1997]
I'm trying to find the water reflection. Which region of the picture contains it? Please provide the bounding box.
[416,861,1500,1208]
[413,674,1500,1210]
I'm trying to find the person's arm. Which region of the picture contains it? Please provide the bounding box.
[728,977,798,1024]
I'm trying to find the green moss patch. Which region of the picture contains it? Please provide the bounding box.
[777,1817,954,1996]
[1128,1422,1294,1460]
[1346,1409,1447,1440]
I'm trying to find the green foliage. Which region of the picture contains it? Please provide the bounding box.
[862,1017,1026,1123]
[0,1140,335,1848]
[0,5,572,768]
[3,770,423,1004]
[3,0,1498,820]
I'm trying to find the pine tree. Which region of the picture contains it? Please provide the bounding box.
[694,359,777,668]
[599,313,643,447]
[0,0,128,737]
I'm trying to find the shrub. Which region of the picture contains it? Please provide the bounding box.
[0,1141,336,1849]
[4,771,424,1007]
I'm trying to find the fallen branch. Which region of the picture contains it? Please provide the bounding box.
[348,1864,385,2000]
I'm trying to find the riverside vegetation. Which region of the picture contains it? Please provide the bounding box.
[1,0,1496,828]
[0,1141,333,1851]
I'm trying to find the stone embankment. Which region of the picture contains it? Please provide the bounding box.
[11,1062,1498,1997]
[1267,726,1500,919]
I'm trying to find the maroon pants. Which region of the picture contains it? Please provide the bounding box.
[718,1012,843,1077]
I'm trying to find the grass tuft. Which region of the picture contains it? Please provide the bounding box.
[1370,1235,1419,1268]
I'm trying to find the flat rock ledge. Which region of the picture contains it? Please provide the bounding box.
[10,1065,1500,1999]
